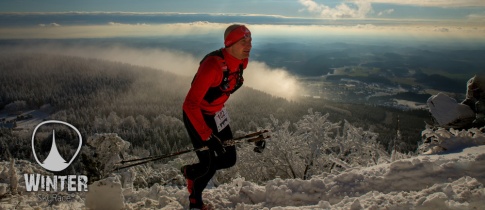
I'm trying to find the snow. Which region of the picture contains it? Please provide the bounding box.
[2,128,485,209]
[85,176,124,210]
[0,184,7,197]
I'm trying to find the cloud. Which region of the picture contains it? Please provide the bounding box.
[467,13,485,22]
[434,27,450,32]
[2,44,304,100]
[298,0,373,19]
[244,61,306,100]
[0,22,225,39]
[39,23,61,27]
[366,0,485,7]
[297,0,484,19]
[378,9,394,16]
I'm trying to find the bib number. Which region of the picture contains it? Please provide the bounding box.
[215,107,230,132]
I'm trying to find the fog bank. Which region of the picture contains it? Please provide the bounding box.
[3,44,305,100]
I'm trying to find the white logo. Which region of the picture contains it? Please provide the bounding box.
[31,120,82,172]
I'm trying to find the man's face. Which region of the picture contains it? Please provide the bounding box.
[228,36,252,60]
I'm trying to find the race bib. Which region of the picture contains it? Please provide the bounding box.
[215,107,230,132]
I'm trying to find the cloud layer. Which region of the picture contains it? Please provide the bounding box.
[297,0,485,19]
[298,0,485,14]
[367,0,485,7]
[1,21,484,42]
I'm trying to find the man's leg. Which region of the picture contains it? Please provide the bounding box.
[474,100,485,125]
[189,150,217,208]
[182,112,216,209]
[182,112,237,208]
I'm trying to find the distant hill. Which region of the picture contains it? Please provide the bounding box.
[253,42,483,94]
[0,53,429,162]
[414,73,467,93]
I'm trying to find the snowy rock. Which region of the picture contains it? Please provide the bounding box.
[0,165,8,184]
[120,169,136,189]
[85,176,124,210]
[318,200,332,208]
[158,196,183,209]
[420,127,485,154]
[0,183,8,197]
[86,133,131,175]
[420,192,449,209]
[349,198,362,210]
[427,93,475,128]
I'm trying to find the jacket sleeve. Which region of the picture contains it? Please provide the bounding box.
[182,57,219,141]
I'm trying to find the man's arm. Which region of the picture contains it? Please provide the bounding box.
[183,57,219,140]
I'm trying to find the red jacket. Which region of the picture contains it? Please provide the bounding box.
[183,48,248,140]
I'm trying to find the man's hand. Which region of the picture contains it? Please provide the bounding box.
[205,134,226,156]
[254,140,266,153]
[473,88,482,100]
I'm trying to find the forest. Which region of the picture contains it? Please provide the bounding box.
[0,53,429,171]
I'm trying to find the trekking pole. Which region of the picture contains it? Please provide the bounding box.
[119,130,269,165]
[113,130,270,171]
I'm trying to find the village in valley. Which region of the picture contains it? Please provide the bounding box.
[298,67,458,111]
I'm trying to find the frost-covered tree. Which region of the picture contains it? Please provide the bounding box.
[120,116,136,131]
[9,158,17,195]
[107,111,121,130]
[230,110,388,183]
[293,109,341,179]
[4,100,28,112]
[331,119,386,169]
[135,115,150,129]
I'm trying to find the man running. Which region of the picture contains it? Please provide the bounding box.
[181,24,252,210]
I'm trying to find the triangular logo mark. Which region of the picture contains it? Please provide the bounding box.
[40,130,69,171]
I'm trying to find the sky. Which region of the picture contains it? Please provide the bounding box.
[1,0,485,21]
[0,0,484,28]
[1,0,484,100]
[0,0,484,41]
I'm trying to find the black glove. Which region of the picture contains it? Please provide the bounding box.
[473,88,482,100]
[205,134,226,156]
[253,140,266,153]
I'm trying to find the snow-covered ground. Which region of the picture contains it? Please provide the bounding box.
[2,128,485,209]
[394,99,427,110]
[0,109,50,130]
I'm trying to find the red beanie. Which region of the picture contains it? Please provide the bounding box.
[224,25,251,47]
